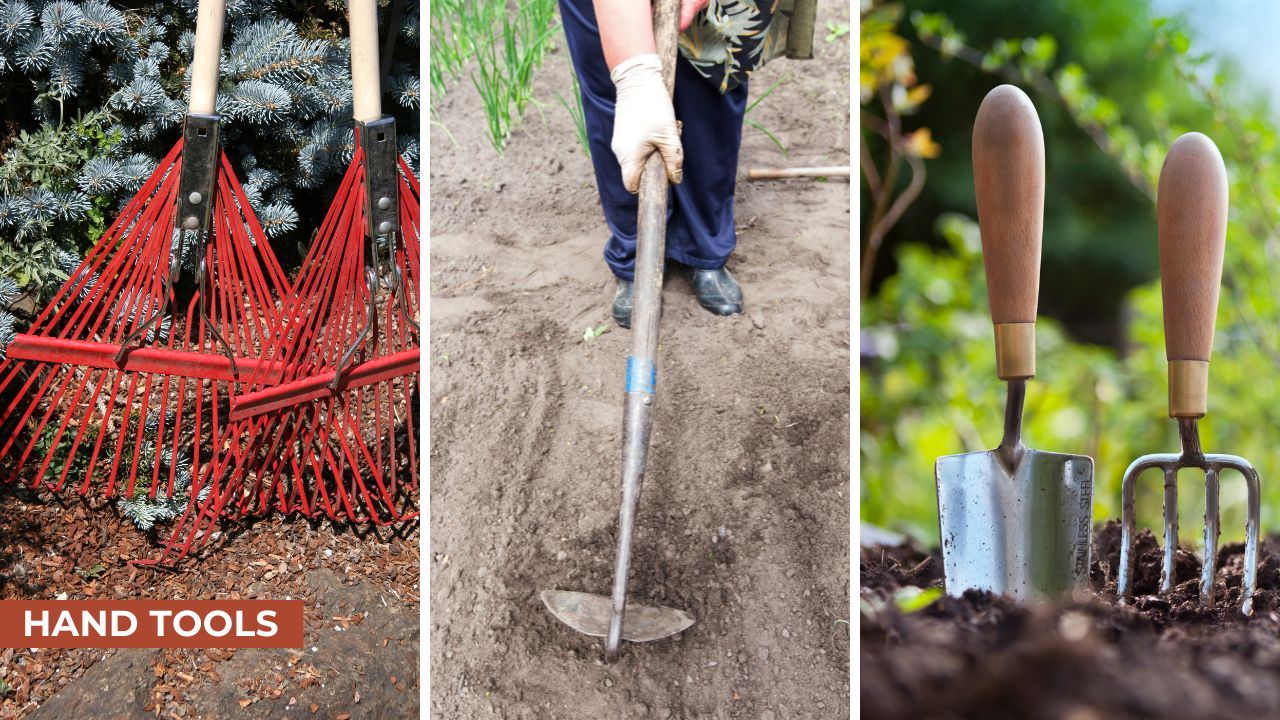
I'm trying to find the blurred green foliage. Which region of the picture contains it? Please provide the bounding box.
[861,0,1280,546]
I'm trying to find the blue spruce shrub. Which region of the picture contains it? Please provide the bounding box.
[0,0,420,314]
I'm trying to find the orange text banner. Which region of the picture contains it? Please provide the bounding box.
[0,600,304,648]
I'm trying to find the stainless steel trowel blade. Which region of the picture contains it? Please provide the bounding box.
[540,591,694,642]
[936,448,1094,600]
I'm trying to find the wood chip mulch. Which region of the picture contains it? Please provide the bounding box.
[0,485,419,719]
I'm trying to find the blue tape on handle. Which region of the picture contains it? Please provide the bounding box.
[625,356,657,394]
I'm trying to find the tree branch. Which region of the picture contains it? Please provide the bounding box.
[863,153,925,300]
[860,129,882,196]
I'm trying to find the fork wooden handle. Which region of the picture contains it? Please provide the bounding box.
[1158,132,1228,418]
[973,84,1045,381]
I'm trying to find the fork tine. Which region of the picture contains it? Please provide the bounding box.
[1118,458,1148,601]
[1205,457,1262,615]
[1235,459,1261,616]
[1160,466,1179,594]
[1202,466,1220,603]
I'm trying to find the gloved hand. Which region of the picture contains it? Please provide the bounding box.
[610,54,682,194]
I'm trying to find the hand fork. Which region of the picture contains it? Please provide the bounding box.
[1116,132,1260,615]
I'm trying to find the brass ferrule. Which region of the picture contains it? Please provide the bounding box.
[993,322,1035,381]
[1168,359,1209,418]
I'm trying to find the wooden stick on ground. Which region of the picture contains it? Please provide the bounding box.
[747,166,851,181]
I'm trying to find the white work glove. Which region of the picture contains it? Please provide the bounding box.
[610,54,683,194]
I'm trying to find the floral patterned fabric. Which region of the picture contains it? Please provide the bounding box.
[679,0,794,94]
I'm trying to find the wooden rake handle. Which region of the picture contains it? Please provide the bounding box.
[188,0,226,114]
[972,85,1045,381]
[349,0,383,122]
[1158,132,1228,418]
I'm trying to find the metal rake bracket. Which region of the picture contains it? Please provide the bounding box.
[327,115,416,389]
[176,114,221,239]
[356,115,400,240]
[361,115,420,340]
[1118,418,1261,615]
[114,113,236,369]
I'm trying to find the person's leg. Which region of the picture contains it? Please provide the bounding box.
[664,58,749,271]
[558,0,641,281]
[559,0,745,319]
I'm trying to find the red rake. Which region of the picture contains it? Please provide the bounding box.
[148,0,420,563]
[153,146,421,562]
[0,0,290,508]
[0,141,291,501]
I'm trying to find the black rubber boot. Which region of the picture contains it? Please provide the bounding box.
[685,266,743,317]
[611,279,633,329]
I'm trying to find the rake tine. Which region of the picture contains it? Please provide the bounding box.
[78,370,127,494]
[54,370,111,493]
[330,270,379,392]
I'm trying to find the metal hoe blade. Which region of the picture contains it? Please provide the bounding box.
[541,591,694,643]
[1117,418,1260,614]
[936,381,1094,600]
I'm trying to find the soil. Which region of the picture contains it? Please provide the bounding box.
[0,487,419,719]
[861,520,1280,720]
[428,4,852,719]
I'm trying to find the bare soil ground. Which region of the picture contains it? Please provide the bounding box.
[862,520,1280,720]
[429,5,852,719]
[0,487,419,720]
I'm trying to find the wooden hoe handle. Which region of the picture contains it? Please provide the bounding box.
[972,84,1045,381]
[1158,132,1228,418]
[628,0,679,358]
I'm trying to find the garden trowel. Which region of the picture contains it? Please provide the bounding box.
[935,85,1095,601]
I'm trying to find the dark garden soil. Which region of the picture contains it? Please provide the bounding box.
[0,487,419,720]
[861,520,1280,720]
[429,4,852,719]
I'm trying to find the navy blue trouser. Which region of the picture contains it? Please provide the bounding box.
[558,0,749,281]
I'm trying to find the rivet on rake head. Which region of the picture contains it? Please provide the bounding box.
[188,191,203,205]
[378,220,393,234]
[377,196,392,210]
[183,216,199,229]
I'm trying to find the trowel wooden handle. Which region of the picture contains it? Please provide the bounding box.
[972,84,1044,380]
[349,0,382,122]
[188,0,226,114]
[1158,132,1228,418]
